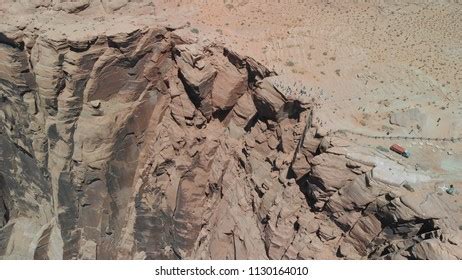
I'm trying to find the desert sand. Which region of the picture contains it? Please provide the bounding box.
[0,0,461,259]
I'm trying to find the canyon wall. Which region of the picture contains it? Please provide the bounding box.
[0,23,460,260]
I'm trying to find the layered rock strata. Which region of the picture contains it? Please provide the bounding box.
[0,24,460,260]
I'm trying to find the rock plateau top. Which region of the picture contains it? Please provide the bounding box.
[0,0,461,259]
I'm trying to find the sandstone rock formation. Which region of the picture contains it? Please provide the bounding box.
[0,1,461,260]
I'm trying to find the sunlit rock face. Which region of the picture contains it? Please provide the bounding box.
[0,1,461,260]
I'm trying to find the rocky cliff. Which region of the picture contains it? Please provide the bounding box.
[1,6,461,260]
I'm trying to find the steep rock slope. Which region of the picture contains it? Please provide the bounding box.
[0,22,461,260]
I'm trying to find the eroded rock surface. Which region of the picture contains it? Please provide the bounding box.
[0,3,461,260]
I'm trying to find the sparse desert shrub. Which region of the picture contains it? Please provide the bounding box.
[376,146,389,153]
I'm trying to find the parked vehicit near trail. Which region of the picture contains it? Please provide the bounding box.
[390,144,411,158]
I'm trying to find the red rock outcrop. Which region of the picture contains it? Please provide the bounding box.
[0,15,460,260]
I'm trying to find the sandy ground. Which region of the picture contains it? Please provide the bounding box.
[152,0,462,179]
[1,0,461,178]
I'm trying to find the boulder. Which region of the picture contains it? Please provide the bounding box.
[253,79,287,120]
[389,108,427,129]
[211,58,247,110]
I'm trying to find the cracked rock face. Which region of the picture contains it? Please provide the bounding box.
[1,6,461,260]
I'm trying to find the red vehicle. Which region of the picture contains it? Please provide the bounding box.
[390,144,410,158]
